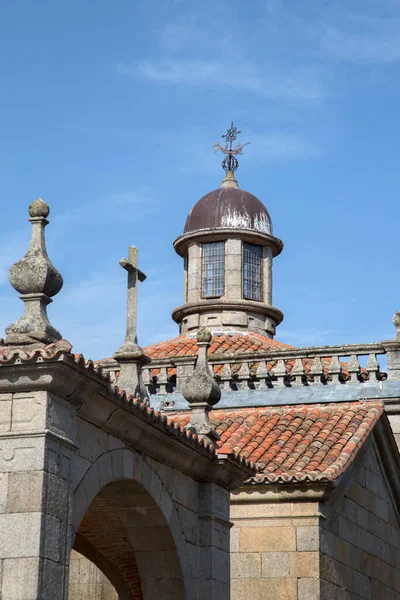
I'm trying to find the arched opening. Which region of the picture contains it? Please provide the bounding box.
[71,478,186,600]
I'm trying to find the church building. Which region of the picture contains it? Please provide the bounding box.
[99,124,400,599]
[0,124,400,600]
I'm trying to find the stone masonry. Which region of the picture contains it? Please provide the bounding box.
[69,550,117,600]
[229,425,400,600]
[0,342,252,600]
[0,200,254,600]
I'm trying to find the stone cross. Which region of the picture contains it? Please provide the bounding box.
[119,246,146,347]
[114,245,150,403]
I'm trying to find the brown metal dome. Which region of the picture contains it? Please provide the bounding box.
[183,187,273,236]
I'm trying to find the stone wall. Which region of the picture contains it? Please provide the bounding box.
[320,440,400,599]
[178,237,278,336]
[69,550,117,599]
[230,438,400,600]
[72,416,232,599]
[388,413,400,450]
[0,375,239,599]
[230,493,321,600]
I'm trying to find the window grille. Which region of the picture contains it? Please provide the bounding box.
[243,243,263,301]
[201,242,225,298]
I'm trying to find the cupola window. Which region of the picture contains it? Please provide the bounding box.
[201,242,225,298]
[243,243,263,301]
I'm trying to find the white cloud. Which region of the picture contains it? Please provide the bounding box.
[118,60,325,102]
[54,188,159,227]
[322,28,400,64]
[258,1,400,65]
[247,131,322,162]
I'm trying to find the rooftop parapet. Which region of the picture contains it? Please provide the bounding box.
[101,339,400,397]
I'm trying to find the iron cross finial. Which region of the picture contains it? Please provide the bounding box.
[213,121,250,173]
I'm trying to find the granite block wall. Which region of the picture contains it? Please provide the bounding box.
[229,497,321,600]
[320,442,400,599]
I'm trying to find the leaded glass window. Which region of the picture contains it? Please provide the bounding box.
[201,242,225,298]
[243,243,263,301]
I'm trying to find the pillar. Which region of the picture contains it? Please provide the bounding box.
[0,389,76,600]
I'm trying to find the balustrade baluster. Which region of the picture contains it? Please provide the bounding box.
[238,362,251,390]
[347,355,361,383]
[291,358,305,386]
[220,363,232,391]
[366,353,380,381]
[256,360,269,389]
[328,356,342,384]
[274,359,287,387]
[157,367,168,395]
[311,356,324,385]
[142,368,151,386]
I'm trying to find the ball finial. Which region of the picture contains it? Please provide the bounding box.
[197,327,212,344]
[28,197,49,218]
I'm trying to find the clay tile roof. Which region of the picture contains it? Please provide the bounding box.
[170,401,384,484]
[144,332,291,360]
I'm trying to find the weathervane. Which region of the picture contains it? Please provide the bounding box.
[213,121,250,173]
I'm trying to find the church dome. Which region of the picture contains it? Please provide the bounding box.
[184,186,273,236]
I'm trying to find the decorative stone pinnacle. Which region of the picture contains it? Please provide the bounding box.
[182,328,221,444]
[5,198,63,346]
[393,312,400,340]
[113,245,150,403]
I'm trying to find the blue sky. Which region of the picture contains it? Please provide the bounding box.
[0,0,400,359]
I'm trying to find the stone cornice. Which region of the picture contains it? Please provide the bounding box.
[230,482,332,503]
[0,341,255,490]
[174,228,283,258]
[172,300,284,326]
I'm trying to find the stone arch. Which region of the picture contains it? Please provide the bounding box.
[72,449,191,599]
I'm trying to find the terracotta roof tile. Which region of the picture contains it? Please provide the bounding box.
[144,332,291,361]
[170,402,383,483]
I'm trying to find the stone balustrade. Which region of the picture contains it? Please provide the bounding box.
[100,341,400,396]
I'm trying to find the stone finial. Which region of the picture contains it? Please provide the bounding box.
[5,198,63,346]
[221,170,239,189]
[393,312,400,341]
[113,246,150,404]
[182,328,221,444]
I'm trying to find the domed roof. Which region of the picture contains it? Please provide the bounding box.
[184,186,273,236]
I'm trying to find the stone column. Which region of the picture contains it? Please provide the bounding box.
[0,385,76,600]
[187,242,201,303]
[198,482,231,599]
[385,314,400,380]
[263,245,273,305]
[0,198,75,599]
[183,256,188,304]
[225,238,242,300]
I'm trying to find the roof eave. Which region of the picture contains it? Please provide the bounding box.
[173,228,283,258]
